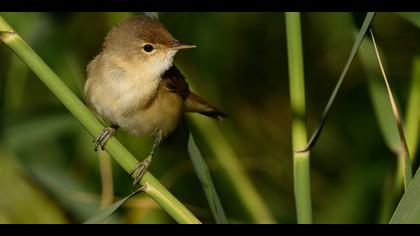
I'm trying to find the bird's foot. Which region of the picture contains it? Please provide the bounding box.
[94,126,117,151]
[129,155,152,187]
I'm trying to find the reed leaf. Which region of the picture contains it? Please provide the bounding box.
[358,32,400,153]
[390,168,420,224]
[369,29,412,190]
[84,187,145,224]
[188,134,228,224]
[297,12,376,153]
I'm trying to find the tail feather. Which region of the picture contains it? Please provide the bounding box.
[184,93,227,120]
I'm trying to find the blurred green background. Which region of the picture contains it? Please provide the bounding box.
[0,12,419,224]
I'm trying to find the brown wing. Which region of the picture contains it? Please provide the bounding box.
[162,65,228,120]
[184,92,228,120]
[161,65,190,100]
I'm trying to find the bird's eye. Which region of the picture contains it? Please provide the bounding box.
[143,44,154,53]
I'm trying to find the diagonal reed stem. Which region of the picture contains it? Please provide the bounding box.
[0,15,201,224]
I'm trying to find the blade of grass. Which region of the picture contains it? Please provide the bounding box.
[387,57,420,216]
[297,12,376,153]
[0,15,200,224]
[357,20,420,222]
[358,32,400,153]
[84,186,145,224]
[390,167,420,224]
[357,27,403,223]
[186,115,275,223]
[285,12,312,224]
[188,134,228,224]
[369,29,412,190]
[387,57,420,220]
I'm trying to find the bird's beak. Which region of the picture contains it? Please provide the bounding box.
[170,41,197,50]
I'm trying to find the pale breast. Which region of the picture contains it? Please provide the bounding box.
[85,55,161,129]
[122,85,184,138]
[85,55,184,139]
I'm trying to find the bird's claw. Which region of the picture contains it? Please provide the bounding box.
[129,156,152,187]
[93,127,117,151]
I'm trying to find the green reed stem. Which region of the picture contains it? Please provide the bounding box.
[285,12,313,224]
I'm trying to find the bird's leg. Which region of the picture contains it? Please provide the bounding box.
[94,124,119,151]
[130,135,161,186]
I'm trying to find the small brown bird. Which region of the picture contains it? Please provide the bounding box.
[84,15,226,185]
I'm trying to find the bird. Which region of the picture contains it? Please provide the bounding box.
[84,15,227,186]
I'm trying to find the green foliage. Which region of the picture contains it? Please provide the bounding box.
[390,168,420,224]
[188,134,228,224]
[1,12,420,224]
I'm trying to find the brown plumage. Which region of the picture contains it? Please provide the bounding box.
[104,16,176,49]
[162,65,227,120]
[84,15,226,185]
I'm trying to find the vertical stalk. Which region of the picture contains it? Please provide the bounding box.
[285,12,313,224]
[98,151,114,209]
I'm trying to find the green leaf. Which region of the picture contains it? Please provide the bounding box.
[84,188,144,224]
[390,168,420,224]
[188,134,228,224]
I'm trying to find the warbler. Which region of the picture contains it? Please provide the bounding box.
[84,15,226,185]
